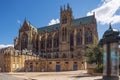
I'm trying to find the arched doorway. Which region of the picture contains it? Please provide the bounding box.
[56,65,60,72]
[29,65,33,72]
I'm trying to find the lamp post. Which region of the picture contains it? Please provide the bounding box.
[100,24,120,80]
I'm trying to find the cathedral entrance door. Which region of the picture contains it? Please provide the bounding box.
[73,65,78,71]
[56,65,60,72]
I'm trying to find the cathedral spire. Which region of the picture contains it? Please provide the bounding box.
[60,6,63,12]
[23,17,29,25]
[64,5,65,10]
[67,3,70,9]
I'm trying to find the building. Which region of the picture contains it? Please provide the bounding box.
[0,4,98,72]
[14,4,98,72]
[14,4,98,58]
[0,47,39,72]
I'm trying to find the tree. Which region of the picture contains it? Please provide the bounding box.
[86,44,103,67]
[85,35,103,67]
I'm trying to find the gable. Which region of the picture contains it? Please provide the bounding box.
[19,20,37,33]
[19,20,31,32]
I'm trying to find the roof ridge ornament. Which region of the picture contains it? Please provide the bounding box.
[93,12,95,17]
[109,23,112,29]
[24,17,27,22]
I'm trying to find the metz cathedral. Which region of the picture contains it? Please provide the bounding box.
[14,4,98,58]
[0,4,98,72]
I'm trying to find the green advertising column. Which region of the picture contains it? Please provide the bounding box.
[100,24,120,80]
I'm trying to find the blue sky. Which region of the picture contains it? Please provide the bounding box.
[0,0,120,48]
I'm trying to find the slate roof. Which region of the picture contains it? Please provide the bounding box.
[37,23,60,34]
[71,15,95,26]
[37,15,94,34]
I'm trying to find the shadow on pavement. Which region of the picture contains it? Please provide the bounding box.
[70,73,103,80]
[94,79,103,80]
[70,73,92,78]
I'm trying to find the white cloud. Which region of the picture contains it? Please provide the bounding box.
[87,0,120,25]
[48,19,59,25]
[17,20,21,24]
[0,44,14,49]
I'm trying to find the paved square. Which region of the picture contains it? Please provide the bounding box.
[0,70,104,80]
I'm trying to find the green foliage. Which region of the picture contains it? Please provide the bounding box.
[94,64,103,73]
[85,45,103,66]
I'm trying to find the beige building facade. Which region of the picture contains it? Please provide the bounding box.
[25,59,85,72]
[0,47,39,72]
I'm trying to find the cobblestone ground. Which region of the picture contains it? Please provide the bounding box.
[0,70,103,80]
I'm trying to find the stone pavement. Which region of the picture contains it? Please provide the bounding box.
[0,73,24,80]
[0,70,103,80]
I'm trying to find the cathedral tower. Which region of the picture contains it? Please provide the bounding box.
[59,4,73,58]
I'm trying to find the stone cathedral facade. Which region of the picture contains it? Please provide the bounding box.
[13,5,98,72]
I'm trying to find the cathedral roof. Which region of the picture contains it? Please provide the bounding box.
[71,15,95,26]
[37,15,95,34]
[37,23,60,34]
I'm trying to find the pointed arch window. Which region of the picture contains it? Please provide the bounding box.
[41,36,45,49]
[76,31,82,45]
[62,28,64,41]
[62,27,67,41]
[70,32,74,51]
[64,27,67,41]
[70,32,74,46]
[21,33,28,50]
[85,32,93,44]
[54,33,59,48]
[62,17,67,24]
[47,35,52,48]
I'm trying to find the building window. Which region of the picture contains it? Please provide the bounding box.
[70,32,74,51]
[21,33,28,50]
[74,62,77,64]
[71,54,74,58]
[70,33,74,46]
[54,33,59,48]
[49,62,52,64]
[65,62,69,64]
[62,18,67,24]
[56,62,60,64]
[62,27,67,41]
[62,53,67,58]
[47,37,52,48]
[62,28,65,41]
[76,31,82,45]
[64,28,67,41]
[55,53,59,58]
[36,62,38,65]
[41,36,45,49]
[85,32,93,44]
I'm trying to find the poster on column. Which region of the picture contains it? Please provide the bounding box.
[103,44,107,75]
[111,43,119,76]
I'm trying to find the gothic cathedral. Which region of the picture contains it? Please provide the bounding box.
[14,4,98,60]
